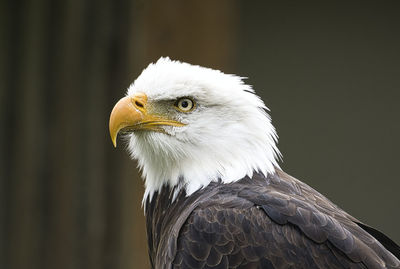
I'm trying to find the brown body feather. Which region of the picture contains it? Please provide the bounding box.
[145,170,400,269]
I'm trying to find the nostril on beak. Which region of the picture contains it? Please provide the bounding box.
[135,100,144,108]
[131,92,148,111]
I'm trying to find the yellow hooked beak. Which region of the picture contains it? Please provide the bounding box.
[109,92,185,147]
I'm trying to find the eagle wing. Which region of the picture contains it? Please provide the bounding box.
[174,203,366,268]
[171,171,400,269]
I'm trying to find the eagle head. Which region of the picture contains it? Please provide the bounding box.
[109,57,280,202]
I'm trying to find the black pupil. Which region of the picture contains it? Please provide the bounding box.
[181,100,189,108]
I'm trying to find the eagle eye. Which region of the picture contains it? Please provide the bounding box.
[174,97,195,112]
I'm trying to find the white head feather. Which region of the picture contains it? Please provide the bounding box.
[125,57,281,204]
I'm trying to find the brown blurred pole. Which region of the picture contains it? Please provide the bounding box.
[44,0,85,267]
[8,0,47,268]
[81,2,109,267]
[142,0,238,71]
[0,0,9,266]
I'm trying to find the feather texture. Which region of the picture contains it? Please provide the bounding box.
[146,171,400,269]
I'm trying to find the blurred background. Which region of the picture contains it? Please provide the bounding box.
[1,0,400,268]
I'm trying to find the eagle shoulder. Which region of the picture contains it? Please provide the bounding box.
[171,172,400,268]
[147,172,400,269]
[173,200,366,268]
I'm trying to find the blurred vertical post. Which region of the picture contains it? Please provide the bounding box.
[6,0,47,268]
[142,0,237,71]
[0,0,9,266]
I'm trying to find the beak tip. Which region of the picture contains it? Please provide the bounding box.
[111,134,117,148]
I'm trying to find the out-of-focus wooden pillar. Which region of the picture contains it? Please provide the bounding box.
[141,0,237,70]
[8,0,47,268]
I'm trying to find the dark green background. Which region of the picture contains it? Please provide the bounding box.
[238,1,400,244]
[1,1,399,268]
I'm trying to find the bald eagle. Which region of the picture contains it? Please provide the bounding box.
[109,58,400,269]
